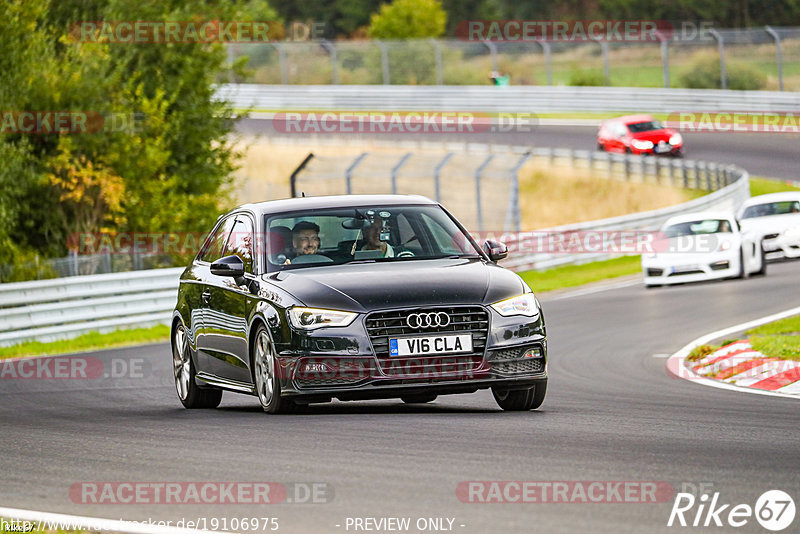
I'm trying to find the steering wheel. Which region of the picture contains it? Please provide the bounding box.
[396,250,415,258]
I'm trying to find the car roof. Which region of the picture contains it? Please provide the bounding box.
[740,192,800,207]
[235,194,438,216]
[663,211,735,226]
[614,114,656,124]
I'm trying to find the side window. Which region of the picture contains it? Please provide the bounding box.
[224,216,255,273]
[199,216,235,263]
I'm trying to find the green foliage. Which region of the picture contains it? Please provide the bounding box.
[679,51,767,90]
[750,177,800,197]
[687,344,720,362]
[0,0,253,276]
[368,0,446,39]
[569,69,607,87]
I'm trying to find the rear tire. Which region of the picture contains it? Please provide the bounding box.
[401,394,438,404]
[172,323,222,409]
[252,325,304,414]
[492,382,547,411]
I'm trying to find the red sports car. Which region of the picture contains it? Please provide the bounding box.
[597,114,683,156]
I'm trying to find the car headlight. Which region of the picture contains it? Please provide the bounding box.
[491,293,539,317]
[669,133,683,145]
[287,307,357,330]
[631,139,654,150]
[718,240,731,251]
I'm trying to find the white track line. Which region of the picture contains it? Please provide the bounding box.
[0,506,223,534]
[666,305,800,399]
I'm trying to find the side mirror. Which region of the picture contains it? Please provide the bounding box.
[483,240,508,262]
[210,255,245,277]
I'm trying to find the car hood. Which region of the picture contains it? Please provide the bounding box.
[740,214,800,235]
[629,129,674,142]
[263,257,527,312]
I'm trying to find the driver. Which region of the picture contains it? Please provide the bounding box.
[361,219,394,258]
[283,221,320,264]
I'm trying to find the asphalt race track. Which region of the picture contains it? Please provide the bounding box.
[1,119,799,533]
[1,262,799,533]
[238,118,800,181]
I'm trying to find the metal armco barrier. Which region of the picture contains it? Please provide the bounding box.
[0,268,183,346]
[217,84,800,114]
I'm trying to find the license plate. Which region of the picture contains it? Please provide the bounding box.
[655,142,669,153]
[389,334,472,357]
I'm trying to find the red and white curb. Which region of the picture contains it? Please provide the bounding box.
[667,305,800,399]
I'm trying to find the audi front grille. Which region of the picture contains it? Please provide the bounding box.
[364,306,489,376]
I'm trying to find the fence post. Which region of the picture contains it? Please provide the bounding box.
[591,37,611,85]
[682,159,689,188]
[475,155,494,231]
[535,41,552,85]
[693,160,701,189]
[657,32,670,88]
[482,40,499,72]
[345,152,368,195]
[433,152,453,202]
[429,38,443,85]
[320,40,338,85]
[375,40,390,84]
[506,152,531,232]
[708,29,727,90]
[715,164,722,189]
[391,152,412,194]
[272,43,288,85]
[290,153,315,198]
[765,26,784,92]
[624,154,631,181]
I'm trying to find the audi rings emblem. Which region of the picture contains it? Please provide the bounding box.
[406,312,451,329]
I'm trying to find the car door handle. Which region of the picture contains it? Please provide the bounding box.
[202,290,211,304]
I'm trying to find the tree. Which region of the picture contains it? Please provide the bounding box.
[368,0,447,39]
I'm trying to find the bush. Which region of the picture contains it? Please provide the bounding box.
[569,70,607,86]
[679,51,767,90]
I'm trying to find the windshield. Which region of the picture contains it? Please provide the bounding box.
[741,201,800,219]
[627,120,663,133]
[263,204,481,271]
[664,219,733,237]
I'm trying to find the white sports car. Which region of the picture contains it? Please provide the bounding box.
[642,212,765,287]
[737,192,800,259]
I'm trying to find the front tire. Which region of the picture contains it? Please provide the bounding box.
[753,242,767,276]
[252,325,303,414]
[492,382,547,411]
[173,323,222,409]
[736,248,749,279]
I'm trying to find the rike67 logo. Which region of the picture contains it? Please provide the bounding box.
[668,490,796,531]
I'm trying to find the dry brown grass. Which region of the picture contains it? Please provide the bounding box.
[234,138,695,229]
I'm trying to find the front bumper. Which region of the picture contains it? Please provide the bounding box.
[641,250,739,285]
[276,306,548,401]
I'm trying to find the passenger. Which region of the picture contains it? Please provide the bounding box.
[283,221,320,264]
[361,219,394,258]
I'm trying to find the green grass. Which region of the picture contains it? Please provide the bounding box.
[750,176,800,197]
[687,344,720,362]
[747,315,800,361]
[0,324,170,360]
[519,255,641,293]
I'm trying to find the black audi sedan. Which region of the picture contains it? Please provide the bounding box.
[172,195,547,413]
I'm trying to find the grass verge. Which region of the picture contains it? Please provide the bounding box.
[747,315,800,361]
[750,176,800,197]
[0,324,170,360]
[518,255,641,293]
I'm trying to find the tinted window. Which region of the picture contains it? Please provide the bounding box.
[199,216,235,263]
[627,120,663,133]
[741,201,800,219]
[224,215,255,273]
[664,219,733,237]
[264,205,480,271]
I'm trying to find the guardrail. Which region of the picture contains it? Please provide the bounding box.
[0,268,182,346]
[218,84,800,114]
